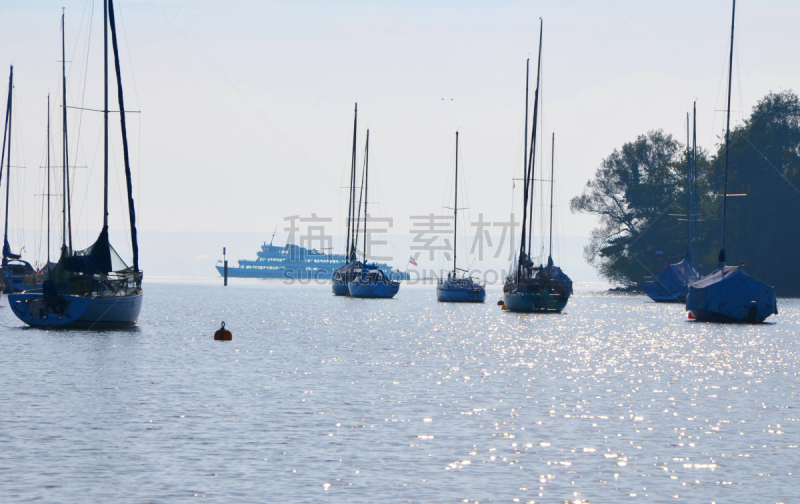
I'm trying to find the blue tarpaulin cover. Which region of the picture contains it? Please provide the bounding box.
[645,252,699,301]
[538,256,573,293]
[686,265,777,321]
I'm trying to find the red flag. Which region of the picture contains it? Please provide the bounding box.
[408,256,418,267]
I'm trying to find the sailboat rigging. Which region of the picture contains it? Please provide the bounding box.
[436,131,486,303]
[9,2,144,328]
[0,66,38,294]
[332,103,364,296]
[347,129,401,299]
[685,0,777,323]
[502,19,573,313]
[645,111,700,303]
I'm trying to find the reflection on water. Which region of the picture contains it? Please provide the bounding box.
[0,281,797,502]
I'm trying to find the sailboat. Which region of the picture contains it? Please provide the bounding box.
[502,20,573,313]
[332,103,363,296]
[686,0,777,323]
[9,3,143,328]
[348,129,400,299]
[645,111,700,303]
[0,66,37,294]
[436,131,485,303]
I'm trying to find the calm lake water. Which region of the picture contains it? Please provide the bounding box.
[1,280,798,503]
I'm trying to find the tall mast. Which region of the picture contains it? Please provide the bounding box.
[527,28,542,256]
[693,101,699,270]
[62,9,72,251]
[548,132,555,260]
[3,66,13,249]
[0,68,10,195]
[346,103,357,261]
[517,19,542,283]
[108,0,140,272]
[686,112,692,251]
[362,129,369,264]
[47,94,51,264]
[452,131,459,277]
[720,0,735,265]
[103,0,109,230]
[523,58,529,195]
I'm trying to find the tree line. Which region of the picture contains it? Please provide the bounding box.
[571,91,800,296]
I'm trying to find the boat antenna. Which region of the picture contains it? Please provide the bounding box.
[362,129,369,264]
[719,0,735,266]
[62,8,72,251]
[548,132,554,261]
[108,0,140,272]
[269,225,277,246]
[346,103,357,261]
[3,66,13,256]
[452,130,459,278]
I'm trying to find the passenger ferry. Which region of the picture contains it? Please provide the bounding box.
[216,237,408,281]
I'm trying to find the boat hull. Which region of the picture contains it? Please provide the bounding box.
[8,291,143,328]
[686,265,776,323]
[348,278,399,299]
[216,264,409,281]
[646,293,687,303]
[331,279,350,296]
[503,290,569,313]
[688,308,765,323]
[436,279,486,303]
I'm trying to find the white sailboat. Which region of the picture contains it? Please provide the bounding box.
[9,3,143,328]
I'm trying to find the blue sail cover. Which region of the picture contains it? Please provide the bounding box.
[539,256,573,292]
[62,227,113,275]
[645,252,699,302]
[2,237,20,259]
[686,265,777,322]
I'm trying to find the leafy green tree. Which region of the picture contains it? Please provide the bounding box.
[571,130,709,285]
[705,90,800,295]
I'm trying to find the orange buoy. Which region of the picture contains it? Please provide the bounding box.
[214,321,232,340]
[501,305,508,311]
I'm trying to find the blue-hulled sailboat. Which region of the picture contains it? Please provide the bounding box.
[9,3,143,328]
[686,0,776,323]
[503,21,573,313]
[348,129,400,299]
[332,103,363,296]
[0,66,37,294]
[436,131,485,303]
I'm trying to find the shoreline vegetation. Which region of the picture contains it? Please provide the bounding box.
[571,91,800,297]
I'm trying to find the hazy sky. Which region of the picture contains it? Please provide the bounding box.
[1,0,799,272]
